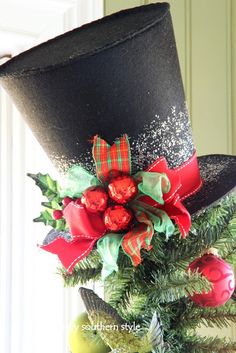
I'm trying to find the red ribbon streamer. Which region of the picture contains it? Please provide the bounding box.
[41,201,106,272]
[64,202,106,239]
[147,151,202,202]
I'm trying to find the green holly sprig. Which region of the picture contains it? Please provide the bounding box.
[27,173,66,231]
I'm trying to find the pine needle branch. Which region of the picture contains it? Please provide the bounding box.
[147,270,212,304]
[218,213,236,261]
[74,250,102,270]
[166,196,236,271]
[120,292,148,319]
[58,267,102,286]
[58,250,102,286]
[104,268,139,316]
[144,232,167,265]
[180,300,236,329]
[184,335,236,353]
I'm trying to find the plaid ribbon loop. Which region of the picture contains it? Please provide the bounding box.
[122,209,154,267]
[92,134,131,182]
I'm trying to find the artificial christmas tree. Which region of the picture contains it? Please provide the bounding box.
[29,140,236,353]
[0,2,236,353]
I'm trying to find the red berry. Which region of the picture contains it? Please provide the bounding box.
[63,196,73,207]
[81,186,108,213]
[108,175,138,204]
[103,205,133,232]
[53,210,63,220]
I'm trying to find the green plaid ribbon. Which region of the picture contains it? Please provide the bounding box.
[122,208,154,266]
[122,201,175,266]
[92,134,131,181]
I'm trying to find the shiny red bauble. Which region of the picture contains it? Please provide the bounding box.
[103,205,133,232]
[81,186,108,213]
[188,254,235,307]
[108,175,138,204]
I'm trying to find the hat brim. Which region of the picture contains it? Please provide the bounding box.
[183,154,236,215]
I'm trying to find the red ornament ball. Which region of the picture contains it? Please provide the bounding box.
[53,210,63,220]
[108,175,138,204]
[104,205,133,232]
[188,254,235,307]
[81,186,108,213]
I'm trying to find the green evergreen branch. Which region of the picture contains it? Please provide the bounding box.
[166,196,236,271]
[144,232,167,265]
[180,301,236,329]
[147,270,211,304]
[58,250,102,286]
[75,250,102,270]
[184,335,236,353]
[58,267,102,286]
[105,268,137,312]
[124,293,148,317]
[219,213,236,261]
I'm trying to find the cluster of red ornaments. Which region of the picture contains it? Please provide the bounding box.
[53,175,138,232]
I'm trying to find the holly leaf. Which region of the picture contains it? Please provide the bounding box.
[51,200,63,210]
[55,219,67,231]
[41,200,63,210]
[34,210,54,225]
[27,173,61,202]
[34,210,66,231]
[41,201,53,209]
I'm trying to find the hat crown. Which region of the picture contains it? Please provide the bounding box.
[0,3,169,77]
[0,3,194,174]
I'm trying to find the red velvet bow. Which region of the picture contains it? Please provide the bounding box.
[41,201,106,272]
[140,157,191,238]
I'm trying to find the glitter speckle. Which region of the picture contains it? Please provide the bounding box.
[130,104,194,172]
[50,104,195,174]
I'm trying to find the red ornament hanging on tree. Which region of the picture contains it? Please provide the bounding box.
[188,252,235,307]
[108,175,138,204]
[81,186,108,213]
[104,205,133,232]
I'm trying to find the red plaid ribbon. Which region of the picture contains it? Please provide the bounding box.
[92,134,131,181]
[122,209,154,266]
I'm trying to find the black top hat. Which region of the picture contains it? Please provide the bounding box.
[0,2,235,216]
